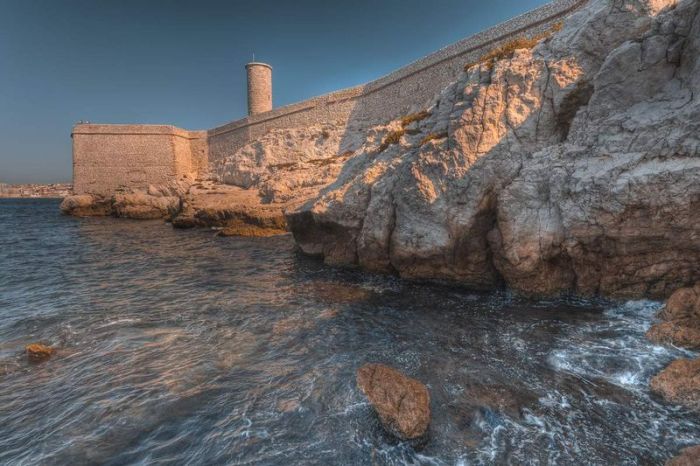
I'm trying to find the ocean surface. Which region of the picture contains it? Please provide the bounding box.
[0,198,698,465]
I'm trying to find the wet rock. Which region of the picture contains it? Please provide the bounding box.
[25,343,54,363]
[112,193,181,220]
[647,321,700,349]
[647,283,700,349]
[666,445,700,466]
[356,363,431,441]
[650,358,700,412]
[662,284,700,320]
[60,194,112,216]
[216,221,287,238]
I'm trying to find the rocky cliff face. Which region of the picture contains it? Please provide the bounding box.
[288,0,700,298]
[61,123,366,235]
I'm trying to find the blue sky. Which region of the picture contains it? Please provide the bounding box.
[0,0,548,183]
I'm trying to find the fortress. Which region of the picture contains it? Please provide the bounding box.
[71,0,588,198]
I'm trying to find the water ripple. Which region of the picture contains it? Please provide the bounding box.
[0,199,698,465]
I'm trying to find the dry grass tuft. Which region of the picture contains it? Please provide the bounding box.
[378,129,405,152]
[463,22,563,72]
[400,110,430,128]
[419,132,449,146]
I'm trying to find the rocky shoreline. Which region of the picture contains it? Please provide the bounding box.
[59,0,700,459]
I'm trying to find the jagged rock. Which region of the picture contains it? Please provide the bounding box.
[60,194,112,216]
[214,124,363,204]
[666,445,700,466]
[662,284,700,320]
[647,322,700,349]
[25,343,54,363]
[650,358,700,412]
[356,363,431,441]
[647,283,700,348]
[287,0,700,299]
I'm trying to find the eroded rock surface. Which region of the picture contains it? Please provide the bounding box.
[356,363,431,441]
[650,357,700,412]
[288,0,700,299]
[647,283,700,348]
[666,445,700,466]
[62,124,365,236]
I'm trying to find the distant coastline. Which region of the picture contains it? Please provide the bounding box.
[0,183,72,199]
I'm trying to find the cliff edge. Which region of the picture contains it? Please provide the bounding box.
[287,0,700,299]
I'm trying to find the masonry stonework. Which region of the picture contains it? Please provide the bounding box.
[72,125,206,197]
[71,0,587,197]
[246,62,273,116]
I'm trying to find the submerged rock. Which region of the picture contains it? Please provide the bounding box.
[650,358,700,412]
[356,363,430,441]
[25,343,54,363]
[666,445,700,466]
[216,222,287,238]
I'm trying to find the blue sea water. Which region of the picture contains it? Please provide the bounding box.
[0,198,698,465]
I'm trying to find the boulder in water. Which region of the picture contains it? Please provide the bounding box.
[647,283,700,349]
[356,363,430,441]
[60,194,112,216]
[25,343,54,363]
[650,358,700,412]
[666,445,700,466]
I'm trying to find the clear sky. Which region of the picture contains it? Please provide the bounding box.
[0,0,549,184]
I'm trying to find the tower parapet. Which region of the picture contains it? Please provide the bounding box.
[246,62,272,116]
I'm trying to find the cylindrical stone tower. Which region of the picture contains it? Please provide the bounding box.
[246,62,272,116]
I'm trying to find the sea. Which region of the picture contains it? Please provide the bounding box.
[0,198,698,465]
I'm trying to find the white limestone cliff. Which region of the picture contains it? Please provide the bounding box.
[286,0,700,299]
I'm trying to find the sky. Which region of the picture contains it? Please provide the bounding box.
[0,0,549,184]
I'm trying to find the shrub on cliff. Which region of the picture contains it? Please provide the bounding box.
[379,129,405,152]
[464,22,563,71]
[419,132,448,146]
[400,111,430,128]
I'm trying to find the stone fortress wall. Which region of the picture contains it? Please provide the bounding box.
[71,0,587,196]
[72,125,207,197]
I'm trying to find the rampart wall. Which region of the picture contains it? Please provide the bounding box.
[72,0,587,196]
[72,125,206,196]
[206,0,588,177]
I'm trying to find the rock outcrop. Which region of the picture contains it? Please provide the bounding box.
[647,283,700,348]
[61,124,364,235]
[650,357,700,412]
[59,194,113,217]
[356,363,431,441]
[288,0,700,299]
[666,445,700,466]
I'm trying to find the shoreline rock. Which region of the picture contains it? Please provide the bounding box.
[666,445,700,466]
[356,363,431,442]
[650,358,700,412]
[59,0,700,301]
[25,343,54,363]
[287,0,700,300]
[647,283,700,349]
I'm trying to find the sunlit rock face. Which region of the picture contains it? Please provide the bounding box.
[288,0,700,299]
